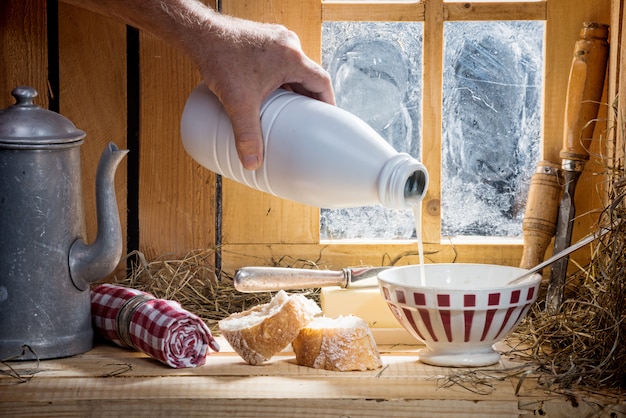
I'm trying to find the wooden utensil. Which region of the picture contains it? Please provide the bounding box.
[547,22,609,314]
[519,160,562,271]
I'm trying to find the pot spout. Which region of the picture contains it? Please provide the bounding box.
[70,142,128,291]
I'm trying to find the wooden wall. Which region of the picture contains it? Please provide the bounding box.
[609,0,625,166]
[1,0,130,257]
[1,0,621,277]
[1,0,216,265]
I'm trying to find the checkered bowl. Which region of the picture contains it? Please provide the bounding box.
[378,264,541,367]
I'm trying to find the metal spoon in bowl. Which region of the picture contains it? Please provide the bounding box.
[507,227,610,285]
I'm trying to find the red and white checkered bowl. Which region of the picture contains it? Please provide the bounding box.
[378,264,541,367]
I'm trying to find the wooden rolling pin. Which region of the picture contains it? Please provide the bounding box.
[519,160,562,270]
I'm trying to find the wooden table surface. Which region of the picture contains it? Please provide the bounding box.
[1,337,624,417]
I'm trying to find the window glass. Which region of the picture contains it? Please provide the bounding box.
[441,21,544,237]
[320,19,544,241]
[321,21,424,240]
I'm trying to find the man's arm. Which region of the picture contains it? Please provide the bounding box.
[60,0,334,170]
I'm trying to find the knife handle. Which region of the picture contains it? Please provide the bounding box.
[234,267,346,293]
[560,22,609,165]
[519,161,562,270]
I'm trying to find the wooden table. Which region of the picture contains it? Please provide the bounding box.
[1,337,624,417]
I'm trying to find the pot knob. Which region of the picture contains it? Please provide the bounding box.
[0,86,85,148]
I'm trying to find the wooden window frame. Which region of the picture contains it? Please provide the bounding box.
[219,0,610,273]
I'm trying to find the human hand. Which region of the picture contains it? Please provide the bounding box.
[58,0,334,170]
[187,13,335,170]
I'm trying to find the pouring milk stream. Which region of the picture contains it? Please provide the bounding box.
[181,84,429,280]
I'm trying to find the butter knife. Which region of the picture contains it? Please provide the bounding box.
[233,266,390,293]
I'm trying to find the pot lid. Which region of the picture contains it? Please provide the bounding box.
[0,86,85,146]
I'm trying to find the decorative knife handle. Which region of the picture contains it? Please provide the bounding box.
[233,267,347,293]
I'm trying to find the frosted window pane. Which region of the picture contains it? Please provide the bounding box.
[441,21,544,237]
[321,22,423,240]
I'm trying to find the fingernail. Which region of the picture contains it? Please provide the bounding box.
[242,155,260,170]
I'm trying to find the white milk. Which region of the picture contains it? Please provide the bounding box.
[413,205,427,286]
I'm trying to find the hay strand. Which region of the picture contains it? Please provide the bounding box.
[112,249,320,333]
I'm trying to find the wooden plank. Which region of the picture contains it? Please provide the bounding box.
[218,241,528,272]
[322,1,425,22]
[0,375,517,402]
[2,342,624,417]
[515,374,626,417]
[221,185,319,244]
[444,1,546,21]
[543,0,610,164]
[619,0,626,128]
[219,0,322,245]
[223,0,323,61]
[0,0,48,108]
[0,343,519,402]
[137,3,217,259]
[57,4,128,247]
[607,0,625,180]
[619,0,626,171]
[322,1,547,22]
[0,398,522,418]
[0,343,520,417]
[542,0,611,262]
[421,0,445,243]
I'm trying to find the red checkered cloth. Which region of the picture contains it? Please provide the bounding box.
[91,284,219,368]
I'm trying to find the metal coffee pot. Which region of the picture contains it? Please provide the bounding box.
[0,86,128,360]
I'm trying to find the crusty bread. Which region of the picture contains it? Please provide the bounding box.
[218,290,321,365]
[292,315,383,371]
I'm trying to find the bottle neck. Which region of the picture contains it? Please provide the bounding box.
[378,153,428,209]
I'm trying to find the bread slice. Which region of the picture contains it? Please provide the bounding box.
[218,290,321,365]
[292,315,383,371]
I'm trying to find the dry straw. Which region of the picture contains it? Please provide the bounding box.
[114,250,319,333]
[509,109,626,393]
[510,193,626,392]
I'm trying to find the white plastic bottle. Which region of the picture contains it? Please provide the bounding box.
[180,84,428,209]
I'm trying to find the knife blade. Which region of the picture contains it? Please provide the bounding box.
[233,266,390,293]
[547,22,609,314]
[546,171,579,311]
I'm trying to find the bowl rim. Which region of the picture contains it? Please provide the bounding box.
[377,263,542,291]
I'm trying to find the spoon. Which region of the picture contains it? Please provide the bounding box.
[508,227,610,285]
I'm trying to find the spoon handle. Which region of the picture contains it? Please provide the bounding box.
[508,227,608,285]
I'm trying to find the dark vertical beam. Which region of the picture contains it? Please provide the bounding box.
[126,26,140,253]
[215,0,223,274]
[46,0,59,112]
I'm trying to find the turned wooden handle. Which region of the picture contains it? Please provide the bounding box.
[560,22,609,163]
[519,161,562,270]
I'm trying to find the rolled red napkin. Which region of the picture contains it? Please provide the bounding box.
[91,284,219,368]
